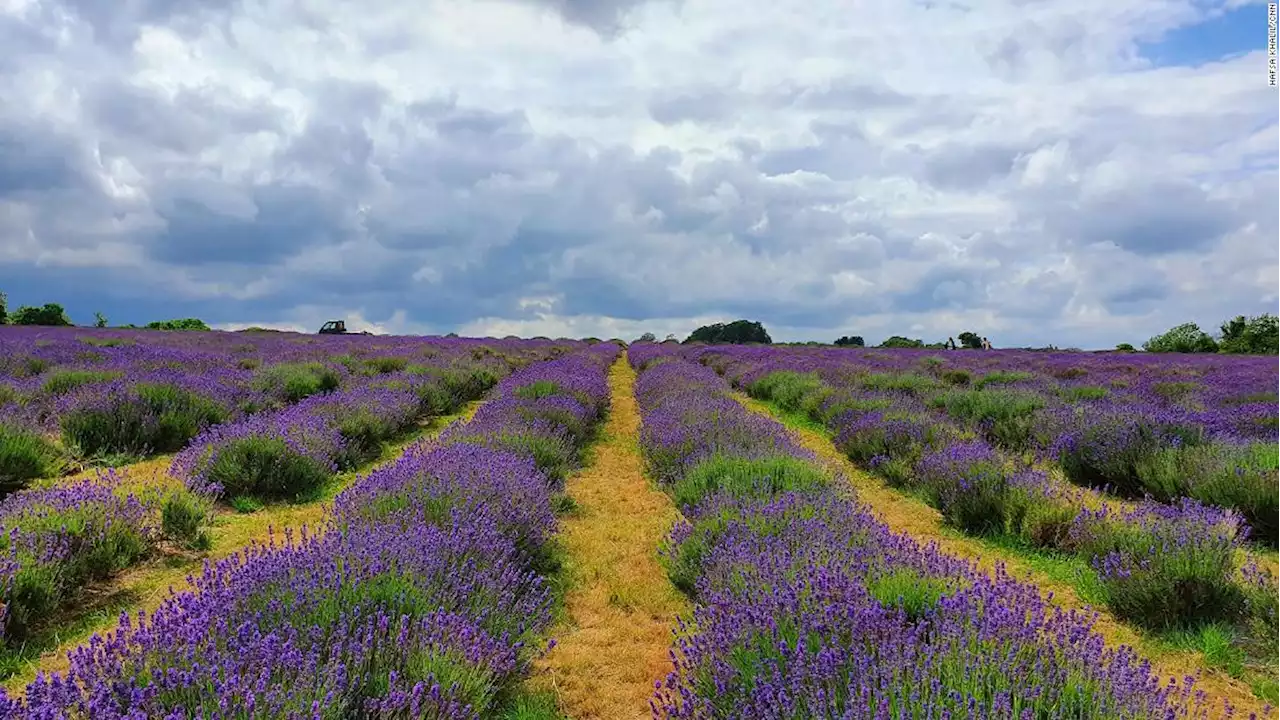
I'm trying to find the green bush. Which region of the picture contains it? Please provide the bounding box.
[10,303,72,327]
[201,436,333,501]
[866,568,954,623]
[748,372,827,414]
[929,389,1045,452]
[161,490,213,549]
[40,369,122,396]
[974,370,1033,389]
[673,455,828,510]
[60,384,228,457]
[363,356,410,375]
[1143,322,1218,354]
[252,362,342,403]
[0,424,64,491]
[860,373,940,396]
[145,318,211,331]
[0,498,151,640]
[940,369,971,386]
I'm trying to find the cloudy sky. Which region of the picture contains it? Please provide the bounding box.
[0,0,1275,347]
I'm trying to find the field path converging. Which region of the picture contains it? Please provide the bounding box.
[736,393,1271,720]
[532,357,689,720]
[0,400,484,695]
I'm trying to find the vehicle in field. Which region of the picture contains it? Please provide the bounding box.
[318,320,372,335]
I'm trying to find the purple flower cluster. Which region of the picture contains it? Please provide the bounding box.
[439,346,618,485]
[631,350,1230,720]
[0,471,156,642]
[0,345,617,717]
[1,326,591,496]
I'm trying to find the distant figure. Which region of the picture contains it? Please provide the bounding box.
[946,337,957,350]
[982,337,992,350]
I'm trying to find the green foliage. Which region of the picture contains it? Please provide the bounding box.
[61,383,229,457]
[363,356,409,375]
[1115,343,1137,352]
[0,290,6,324]
[877,336,924,349]
[684,319,772,345]
[941,369,972,386]
[1151,381,1201,404]
[866,568,953,622]
[957,331,982,349]
[495,690,567,720]
[40,369,121,396]
[92,312,108,328]
[0,495,151,640]
[929,389,1045,451]
[161,490,213,549]
[1074,515,1243,630]
[1219,314,1279,355]
[201,436,333,502]
[748,372,827,415]
[145,318,211,331]
[673,455,828,510]
[636,332,657,343]
[833,335,864,347]
[0,424,65,491]
[974,370,1033,389]
[252,362,342,403]
[860,373,939,396]
[11,303,73,327]
[1143,322,1219,354]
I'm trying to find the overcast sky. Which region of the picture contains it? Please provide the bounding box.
[0,0,1275,346]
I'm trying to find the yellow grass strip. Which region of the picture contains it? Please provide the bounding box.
[1,401,483,695]
[737,393,1271,720]
[531,357,690,720]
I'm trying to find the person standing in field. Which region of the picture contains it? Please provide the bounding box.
[947,337,957,350]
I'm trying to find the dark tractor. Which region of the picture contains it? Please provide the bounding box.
[318,320,371,335]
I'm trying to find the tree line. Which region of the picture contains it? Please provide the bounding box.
[0,292,209,331]
[634,315,1279,355]
[1137,315,1278,355]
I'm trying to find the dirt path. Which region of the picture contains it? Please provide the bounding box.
[531,357,690,720]
[737,393,1271,720]
[1,401,483,694]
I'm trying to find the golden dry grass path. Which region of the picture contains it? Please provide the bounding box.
[736,393,1273,720]
[531,357,690,720]
[1,401,483,695]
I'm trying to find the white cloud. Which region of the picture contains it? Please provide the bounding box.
[0,0,1274,347]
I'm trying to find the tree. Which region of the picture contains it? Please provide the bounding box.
[0,290,7,324]
[1142,322,1218,354]
[145,318,211,331]
[11,303,73,326]
[93,312,108,328]
[1219,314,1278,355]
[878,336,925,349]
[1115,343,1137,353]
[834,335,865,347]
[684,319,772,345]
[957,331,983,349]
[637,332,657,343]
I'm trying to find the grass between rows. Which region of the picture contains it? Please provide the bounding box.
[741,394,1275,718]
[0,401,484,694]
[531,357,690,720]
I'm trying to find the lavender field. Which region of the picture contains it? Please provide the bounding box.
[0,328,1275,718]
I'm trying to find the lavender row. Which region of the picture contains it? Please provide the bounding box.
[0,470,212,668]
[0,344,619,717]
[0,327,576,493]
[737,367,1277,636]
[629,347,1237,719]
[700,344,1277,541]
